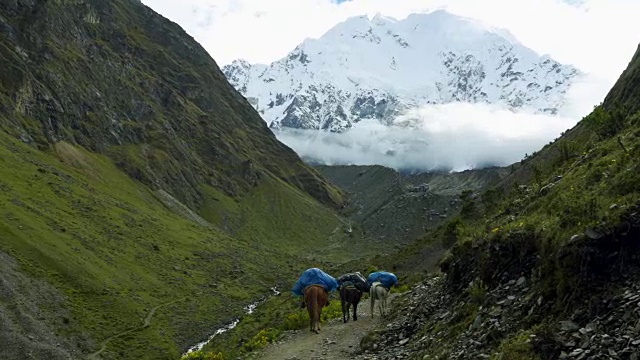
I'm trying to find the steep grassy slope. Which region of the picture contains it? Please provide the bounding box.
[0,0,354,359]
[604,43,640,114]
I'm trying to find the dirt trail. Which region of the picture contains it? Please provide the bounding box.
[247,296,392,360]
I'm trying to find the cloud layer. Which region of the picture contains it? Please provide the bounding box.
[274,102,579,172]
[273,71,606,171]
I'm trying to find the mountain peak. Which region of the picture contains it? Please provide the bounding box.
[223,11,582,132]
[370,12,396,25]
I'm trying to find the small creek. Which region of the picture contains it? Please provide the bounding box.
[183,286,282,355]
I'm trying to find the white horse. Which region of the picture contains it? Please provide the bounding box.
[370,281,389,318]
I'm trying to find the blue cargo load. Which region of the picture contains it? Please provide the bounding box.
[368,271,398,289]
[292,268,339,296]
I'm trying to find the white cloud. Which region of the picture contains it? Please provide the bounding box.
[141,0,640,83]
[273,102,579,172]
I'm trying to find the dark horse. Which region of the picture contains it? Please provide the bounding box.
[304,284,329,333]
[339,282,362,323]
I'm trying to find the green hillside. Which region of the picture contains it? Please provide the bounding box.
[0,0,354,359]
[0,118,355,360]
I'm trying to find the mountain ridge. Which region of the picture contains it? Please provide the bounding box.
[0,0,343,209]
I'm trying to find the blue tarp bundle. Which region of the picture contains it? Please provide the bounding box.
[292,268,339,296]
[337,272,369,292]
[368,271,398,289]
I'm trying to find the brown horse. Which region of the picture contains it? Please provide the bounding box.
[304,284,329,333]
[339,283,362,323]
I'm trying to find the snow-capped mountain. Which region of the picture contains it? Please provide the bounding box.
[223,10,582,132]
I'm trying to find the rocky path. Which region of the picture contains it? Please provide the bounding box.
[247,296,392,360]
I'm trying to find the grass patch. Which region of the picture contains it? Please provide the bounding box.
[490,330,541,360]
[390,284,411,294]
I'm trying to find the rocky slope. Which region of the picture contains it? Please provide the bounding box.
[316,164,508,247]
[223,10,581,132]
[361,259,640,360]
[0,0,342,209]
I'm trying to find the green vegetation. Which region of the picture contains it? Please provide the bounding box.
[490,330,541,360]
[181,350,225,360]
[467,279,488,305]
[181,292,344,359]
[390,284,411,294]
[241,328,281,352]
[0,132,353,359]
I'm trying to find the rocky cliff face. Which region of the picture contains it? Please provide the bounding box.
[0,0,342,209]
[223,11,582,132]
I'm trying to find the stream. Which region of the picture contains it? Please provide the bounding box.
[183,286,282,355]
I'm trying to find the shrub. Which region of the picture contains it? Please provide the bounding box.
[321,300,343,322]
[459,190,477,218]
[365,264,378,274]
[282,298,343,330]
[467,279,487,305]
[584,105,627,139]
[390,284,411,294]
[490,330,541,360]
[242,328,281,351]
[442,218,462,248]
[283,309,308,330]
[481,188,502,213]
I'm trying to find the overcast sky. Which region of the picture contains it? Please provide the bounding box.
[141,0,640,83]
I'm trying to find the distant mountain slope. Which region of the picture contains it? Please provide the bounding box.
[316,164,509,246]
[223,10,581,132]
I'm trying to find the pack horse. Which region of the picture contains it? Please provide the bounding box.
[337,272,367,323]
[292,268,339,334]
[367,271,398,318]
